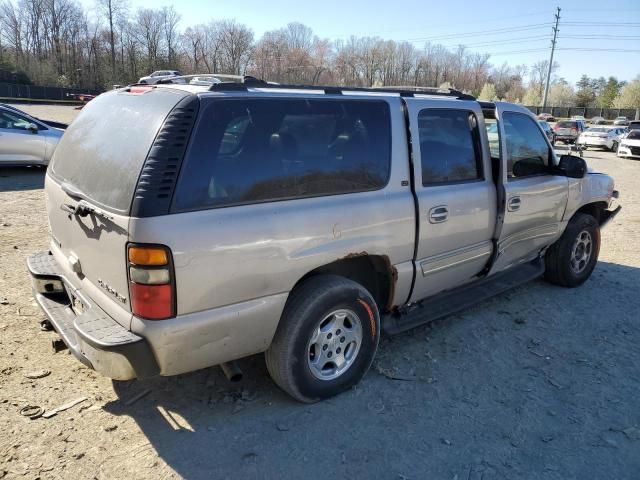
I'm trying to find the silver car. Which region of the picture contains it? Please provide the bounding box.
[27,82,620,403]
[0,105,65,166]
[137,70,182,85]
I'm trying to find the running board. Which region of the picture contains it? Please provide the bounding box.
[382,259,545,335]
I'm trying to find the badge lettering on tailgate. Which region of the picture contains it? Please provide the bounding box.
[97,279,127,303]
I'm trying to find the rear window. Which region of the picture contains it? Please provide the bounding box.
[50,89,183,213]
[557,121,577,128]
[173,98,391,211]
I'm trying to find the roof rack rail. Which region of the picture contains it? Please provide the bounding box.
[209,78,476,100]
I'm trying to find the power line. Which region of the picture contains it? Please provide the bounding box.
[404,23,552,42]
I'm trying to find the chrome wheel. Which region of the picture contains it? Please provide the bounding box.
[570,230,593,274]
[307,309,362,381]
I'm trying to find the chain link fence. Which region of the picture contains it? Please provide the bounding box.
[0,83,102,102]
[525,105,639,121]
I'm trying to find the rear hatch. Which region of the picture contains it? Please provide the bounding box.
[555,121,577,136]
[46,87,189,327]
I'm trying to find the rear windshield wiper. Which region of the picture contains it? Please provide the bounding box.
[61,200,114,222]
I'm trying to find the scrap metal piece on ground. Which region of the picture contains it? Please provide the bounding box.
[20,405,44,419]
[42,396,88,419]
[24,369,51,379]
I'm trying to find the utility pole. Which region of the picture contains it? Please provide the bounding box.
[542,7,561,111]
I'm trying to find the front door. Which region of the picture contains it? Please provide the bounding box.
[491,104,568,273]
[405,98,497,302]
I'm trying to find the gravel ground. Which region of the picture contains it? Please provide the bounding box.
[1,107,639,479]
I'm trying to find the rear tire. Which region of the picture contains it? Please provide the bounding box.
[610,141,618,153]
[544,213,600,288]
[265,275,380,403]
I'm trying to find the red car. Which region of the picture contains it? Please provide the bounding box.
[537,112,556,122]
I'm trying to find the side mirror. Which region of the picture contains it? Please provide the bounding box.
[558,154,587,179]
[27,123,39,133]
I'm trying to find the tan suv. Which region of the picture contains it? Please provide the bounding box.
[28,80,620,402]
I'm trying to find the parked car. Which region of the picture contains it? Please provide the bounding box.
[27,82,620,403]
[0,103,69,130]
[571,115,586,122]
[137,70,183,85]
[538,120,555,144]
[553,120,586,144]
[0,104,65,166]
[576,127,623,151]
[538,112,555,122]
[613,116,629,126]
[591,116,607,125]
[628,120,640,131]
[617,129,640,159]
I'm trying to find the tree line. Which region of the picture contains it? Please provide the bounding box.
[1,0,638,107]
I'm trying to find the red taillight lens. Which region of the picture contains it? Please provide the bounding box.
[127,244,175,320]
[130,283,173,320]
[128,86,154,94]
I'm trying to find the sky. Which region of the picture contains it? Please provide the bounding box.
[79,0,640,85]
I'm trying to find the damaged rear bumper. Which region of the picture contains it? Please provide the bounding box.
[26,251,159,380]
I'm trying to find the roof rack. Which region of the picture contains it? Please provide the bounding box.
[209,77,476,100]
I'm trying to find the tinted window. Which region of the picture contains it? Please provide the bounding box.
[50,89,181,213]
[418,109,482,185]
[503,112,550,179]
[173,98,391,210]
[628,130,640,140]
[557,121,577,128]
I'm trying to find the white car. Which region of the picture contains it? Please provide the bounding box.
[137,70,182,85]
[617,129,640,159]
[577,127,626,152]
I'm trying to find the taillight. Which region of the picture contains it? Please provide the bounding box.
[128,86,154,94]
[127,244,175,320]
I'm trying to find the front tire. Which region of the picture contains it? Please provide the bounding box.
[265,275,380,403]
[544,213,600,287]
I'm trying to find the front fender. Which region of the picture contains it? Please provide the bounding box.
[563,172,615,222]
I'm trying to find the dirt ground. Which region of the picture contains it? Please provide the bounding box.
[1,106,639,479]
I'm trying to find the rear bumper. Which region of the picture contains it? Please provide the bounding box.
[27,251,159,380]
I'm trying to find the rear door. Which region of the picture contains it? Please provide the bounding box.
[46,87,187,327]
[0,108,45,164]
[405,98,496,301]
[491,103,568,273]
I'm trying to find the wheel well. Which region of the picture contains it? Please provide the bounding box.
[575,202,608,224]
[295,255,396,312]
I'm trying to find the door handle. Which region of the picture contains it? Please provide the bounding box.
[429,206,449,223]
[508,196,521,212]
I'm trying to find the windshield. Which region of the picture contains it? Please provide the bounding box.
[627,130,640,140]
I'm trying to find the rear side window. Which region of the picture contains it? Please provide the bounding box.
[173,98,391,211]
[418,109,483,185]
